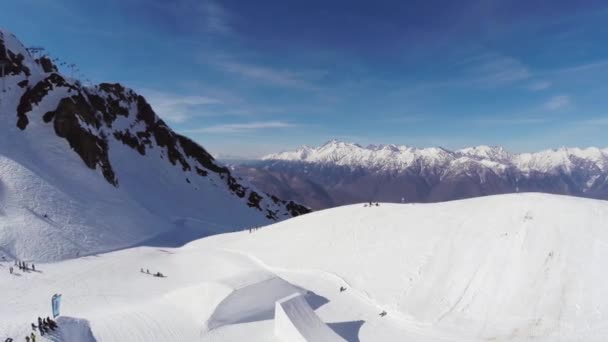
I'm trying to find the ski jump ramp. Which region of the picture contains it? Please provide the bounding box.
[274,293,346,342]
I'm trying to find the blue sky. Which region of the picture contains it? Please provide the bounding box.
[3,0,608,157]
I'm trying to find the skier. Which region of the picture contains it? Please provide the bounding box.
[9,266,13,274]
[31,323,36,331]
[25,337,29,342]
[32,264,35,271]
[146,269,150,274]
[30,333,36,342]
[379,310,387,317]
[339,286,346,292]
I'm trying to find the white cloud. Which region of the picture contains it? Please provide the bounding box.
[473,117,552,125]
[580,117,608,125]
[527,80,552,91]
[209,59,325,90]
[543,95,571,111]
[139,89,222,123]
[184,121,296,134]
[461,53,531,86]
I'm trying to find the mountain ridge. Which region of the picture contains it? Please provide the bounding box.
[0,29,309,261]
[263,140,608,175]
[231,140,608,209]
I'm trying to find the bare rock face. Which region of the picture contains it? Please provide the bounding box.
[0,30,309,222]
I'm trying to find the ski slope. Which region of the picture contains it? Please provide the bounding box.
[1,193,608,341]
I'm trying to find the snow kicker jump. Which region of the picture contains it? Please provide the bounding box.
[274,293,346,342]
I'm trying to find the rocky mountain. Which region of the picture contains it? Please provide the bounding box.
[0,29,308,261]
[231,140,608,209]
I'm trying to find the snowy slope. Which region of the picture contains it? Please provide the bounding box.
[229,193,608,341]
[0,29,308,262]
[1,193,608,341]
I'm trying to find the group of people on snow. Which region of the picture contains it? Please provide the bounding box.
[33,316,58,336]
[364,201,380,207]
[3,317,58,342]
[140,268,165,278]
[8,261,35,275]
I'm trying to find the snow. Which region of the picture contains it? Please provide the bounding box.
[0,29,303,262]
[2,193,608,341]
[275,293,346,342]
[263,140,608,176]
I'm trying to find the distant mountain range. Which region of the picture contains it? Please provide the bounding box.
[231,140,608,209]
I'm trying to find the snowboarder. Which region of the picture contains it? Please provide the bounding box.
[379,310,387,317]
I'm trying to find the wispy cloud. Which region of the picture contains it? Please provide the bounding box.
[139,89,223,123]
[200,0,232,34]
[550,59,608,75]
[543,95,571,111]
[184,121,296,134]
[472,117,553,125]
[459,53,531,87]
[527,80,552,91]
[579,117,608,125]
[148,0,233,35]
[212,60,325,90]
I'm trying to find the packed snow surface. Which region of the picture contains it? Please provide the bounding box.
[275,293,347,342]
[2,193,608,341]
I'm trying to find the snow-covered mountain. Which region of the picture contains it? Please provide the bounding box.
[3,193,608,341]
[232,140,608,209]
[0,29,308,261]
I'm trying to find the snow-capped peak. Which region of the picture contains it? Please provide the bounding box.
[262,140,608,174]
